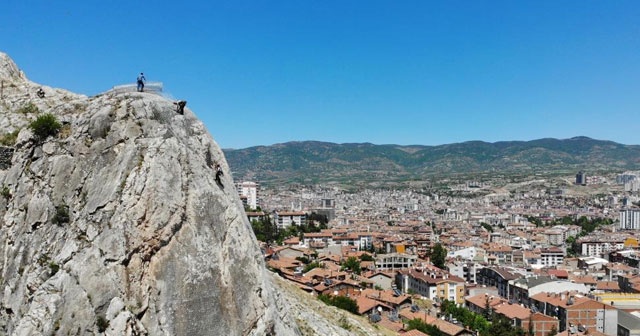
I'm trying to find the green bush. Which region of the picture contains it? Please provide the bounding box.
[0,130,19,146]
[17,102,39,114]
[96,315,109,332]
[1,185,10,200]
[29,113,61,140]
[49,262,59,276]
[52,205,69,225]
[317,294,359,314]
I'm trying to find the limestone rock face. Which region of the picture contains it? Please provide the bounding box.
[0,52,299,335]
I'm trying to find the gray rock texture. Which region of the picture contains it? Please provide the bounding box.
[0,52,302,335]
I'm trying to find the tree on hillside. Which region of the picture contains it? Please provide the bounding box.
[431,243,447,269]
[341,256,362,275]
[406,319,446,336]
[251,217,277,243]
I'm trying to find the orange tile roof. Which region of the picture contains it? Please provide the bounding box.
[547,269,569,278]
[377,315,404,332]
[361,288,412,306]
[596,281,620,291]
[398,307,467,336]
[493,302,530,320]
[530,312,557,322]
[531,293,610,310]
[466,293,505,310]
[266,257,301,270]
[402,329,429,336]
[355,295,391,315]
[568,274,597,285]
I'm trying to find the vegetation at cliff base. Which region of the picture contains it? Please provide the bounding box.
[317,294,359,314]
[405,319,446,336]
[439,299,526,336]
[29,113,61,141]
[250,215,327,244]
[0,130,19,146]
[52,204,70,225]
[1,185,11,200]
[17,102,40,114]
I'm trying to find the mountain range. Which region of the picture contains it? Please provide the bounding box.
[223,137,640,186]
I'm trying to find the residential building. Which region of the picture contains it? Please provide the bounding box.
[302,231,333,248]
[530,293,617,334]
[236,181,259,209]
[620,208,640,230]
[447,261,480,284]
[364,271,395,290]
[540,247,564,267]
[580,239,625,257]
[274,211,306,230]
[476,267,522,299]
[618,310,640,336]
[466,294,559,336]
[576,171,587,186]
[374,253,417,271]
[396,268,466,305]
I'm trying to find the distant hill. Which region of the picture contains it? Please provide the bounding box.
[223,137,640,186]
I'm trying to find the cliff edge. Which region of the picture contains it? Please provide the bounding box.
[0,52,297,335]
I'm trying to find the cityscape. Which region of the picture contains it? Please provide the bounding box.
[237,170,640,335]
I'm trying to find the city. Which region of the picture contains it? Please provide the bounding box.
[238,170,640,335]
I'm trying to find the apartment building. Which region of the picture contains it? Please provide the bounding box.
[583,241,626,257]
[396,268,466,305]
[447,261,480,284]
[302,231,333,248]
[466,294,559,336]
[620,208,640,230]
[331,232,373,250]
[540,247,564,267]
[236,181,259,209]
[274,211,306,230]
[530,293,617,334]
[375,253,417,271]
[476,267,522,299]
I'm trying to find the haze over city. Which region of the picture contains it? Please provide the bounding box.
[2,1,639,148]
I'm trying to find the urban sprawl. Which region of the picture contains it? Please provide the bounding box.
[237,171,640,336]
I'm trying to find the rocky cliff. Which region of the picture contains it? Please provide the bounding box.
[0,52,298,335]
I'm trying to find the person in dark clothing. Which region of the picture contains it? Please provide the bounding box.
[215,164,224,184]
[174,100,187,114]
[137,72,146,92]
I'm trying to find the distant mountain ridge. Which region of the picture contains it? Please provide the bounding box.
[223,137,640,185]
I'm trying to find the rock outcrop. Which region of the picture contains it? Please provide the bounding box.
[0,52,299,335]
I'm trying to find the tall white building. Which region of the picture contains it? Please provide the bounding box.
[274,211,306,230]
[540,247,564,266]
[620,208,640,230]
[236,181,259,209]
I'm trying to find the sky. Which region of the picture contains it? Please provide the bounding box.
[1,1,639,149]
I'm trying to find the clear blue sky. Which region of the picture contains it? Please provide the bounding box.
[2,1,639,148]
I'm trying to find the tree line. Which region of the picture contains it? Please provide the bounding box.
[250,213,328,245]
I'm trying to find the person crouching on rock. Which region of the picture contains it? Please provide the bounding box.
[174,100,187,114]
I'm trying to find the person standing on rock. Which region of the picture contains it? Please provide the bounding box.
[137,72,146,92]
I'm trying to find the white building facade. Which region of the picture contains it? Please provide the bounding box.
[620,208,640,230]
[274,211,306,230]
[236,181,259,209]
